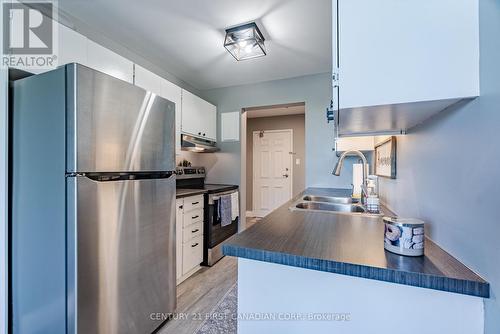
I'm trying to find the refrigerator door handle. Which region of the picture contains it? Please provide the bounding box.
[76,171,176,182]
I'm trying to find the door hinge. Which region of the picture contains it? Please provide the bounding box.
[332,68,340,88]
[326,100,335,123]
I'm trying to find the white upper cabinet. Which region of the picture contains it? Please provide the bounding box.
[160,79,182,153]
[134,65,161,95]
[181,89,217,141]
[87,40,134,83]
[15,21,89,74]
[57,23,88,67]
[333,0,479,136]
[206,106,217,141]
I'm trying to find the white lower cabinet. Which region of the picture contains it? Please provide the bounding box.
[176,195,204,284]
[182,194,203,213]
[182,235,203,276]
[182,221,202,243]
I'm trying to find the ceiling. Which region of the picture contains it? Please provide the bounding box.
[57,0,332,90]
[245,103,305,118]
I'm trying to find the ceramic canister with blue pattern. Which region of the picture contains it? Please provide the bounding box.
[383,216,425,256]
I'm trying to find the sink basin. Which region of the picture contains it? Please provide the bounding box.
[294,202,366,213]
[302,195,358,204]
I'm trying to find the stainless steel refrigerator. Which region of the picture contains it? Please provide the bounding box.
[11,64,176,334]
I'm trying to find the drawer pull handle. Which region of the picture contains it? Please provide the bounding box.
[191,243,199,248]
[192,201,199,205]
[191,229,199,233]
[192,215,199,219]
[179,205,183,209]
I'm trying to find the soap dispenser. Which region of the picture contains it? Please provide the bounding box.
[366,175,380,213]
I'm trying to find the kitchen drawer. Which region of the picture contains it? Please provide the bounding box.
[182,235,203,275]
[183,208,203,228]
[183,195,204,212]
[183,221,203,243]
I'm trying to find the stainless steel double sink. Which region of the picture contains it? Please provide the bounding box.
[291,194,382,216]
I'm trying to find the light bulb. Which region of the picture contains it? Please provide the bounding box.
[244,45,253,53]
[238,40,247,48]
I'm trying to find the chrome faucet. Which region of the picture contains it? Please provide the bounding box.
[332,150,368,204]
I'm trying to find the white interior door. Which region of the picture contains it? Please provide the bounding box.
[253,130,293,217]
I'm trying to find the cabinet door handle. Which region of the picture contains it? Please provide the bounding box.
[179,205,183,209]
[191,229,199,233]
[192,201,199,205]
[203,133,206,136]
[198,132,202,135]
[191,243,199,248]
[192,215,199,219]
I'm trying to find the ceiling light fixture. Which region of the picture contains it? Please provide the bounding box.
[224,22,266,61]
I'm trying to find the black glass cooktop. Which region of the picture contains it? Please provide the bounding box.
[176,183,238,195]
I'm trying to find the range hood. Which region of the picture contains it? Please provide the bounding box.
[181,134,219,153]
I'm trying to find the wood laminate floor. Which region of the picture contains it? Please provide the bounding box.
[158,217,261,334]
[158,256,237,334]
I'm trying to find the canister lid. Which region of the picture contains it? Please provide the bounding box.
[383,216,425,227]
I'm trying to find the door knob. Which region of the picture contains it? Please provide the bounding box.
[283,174,289,178]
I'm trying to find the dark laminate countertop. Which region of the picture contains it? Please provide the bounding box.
[176,188,207,198]
[223,188,489,298]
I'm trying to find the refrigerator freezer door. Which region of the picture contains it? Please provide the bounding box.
[67,175,176,334]
[66,64,175,173]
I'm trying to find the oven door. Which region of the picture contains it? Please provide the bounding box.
[208,190,239,247]
[204,190,239,265]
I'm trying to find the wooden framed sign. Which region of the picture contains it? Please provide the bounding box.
[374,136,397,179]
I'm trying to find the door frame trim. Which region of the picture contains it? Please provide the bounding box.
[252,129,294,217]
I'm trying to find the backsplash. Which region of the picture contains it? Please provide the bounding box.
[176,151,218,181]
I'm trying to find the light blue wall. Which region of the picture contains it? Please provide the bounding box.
[0,63,7,334]
[379,0,500,332]
[201,73,361,189]
[0,11,7,333]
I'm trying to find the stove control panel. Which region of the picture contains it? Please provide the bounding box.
[176,166,206,179]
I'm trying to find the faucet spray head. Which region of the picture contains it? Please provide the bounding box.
[332,159,343,176]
